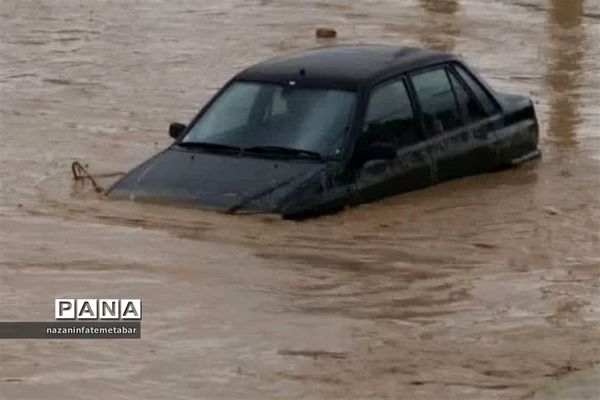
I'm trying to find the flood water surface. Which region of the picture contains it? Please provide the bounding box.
[1,1,599,399]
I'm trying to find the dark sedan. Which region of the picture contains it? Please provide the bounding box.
[108,45,541,218]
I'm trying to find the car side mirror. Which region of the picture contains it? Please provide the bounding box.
[354,142,397,163]
[169,122,186,139]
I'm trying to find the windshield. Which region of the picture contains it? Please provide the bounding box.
[181,81,356,159]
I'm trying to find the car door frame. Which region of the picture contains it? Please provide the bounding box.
[350,74,435,204]
[405,62,502,183]
[448,61,505,172]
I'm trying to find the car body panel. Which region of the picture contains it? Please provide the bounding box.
[494,92,540,164]
[354,140,433,202]
[109,147,333,214]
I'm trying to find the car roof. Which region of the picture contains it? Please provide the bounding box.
[235,45,456,90]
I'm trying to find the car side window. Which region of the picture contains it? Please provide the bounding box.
[364,78,419,148]
[454,65,500,116]
[448,69,487,123]
[411,68,462,133]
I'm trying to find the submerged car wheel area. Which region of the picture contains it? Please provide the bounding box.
[107,45,541,219]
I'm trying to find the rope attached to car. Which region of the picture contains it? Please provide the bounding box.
[71,161,124,194]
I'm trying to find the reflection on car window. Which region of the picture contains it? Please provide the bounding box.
[183,82,356,158]
[364,79,418,148]
[454,65,500,116]
[199,83,261,135]
[448,70,486,123]
[411,68,461,133]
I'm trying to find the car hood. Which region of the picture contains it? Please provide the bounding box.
[107,147,332,214]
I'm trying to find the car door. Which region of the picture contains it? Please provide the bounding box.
[409,65,502,183]
[409,66,471,183]
[450,63,503,173]
[353,77,433,204]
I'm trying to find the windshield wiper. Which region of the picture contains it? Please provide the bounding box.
[177,141,243,153]
[244,145,324,161]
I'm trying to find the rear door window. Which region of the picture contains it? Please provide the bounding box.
[411,68,462,133]
[448,69,487,123]
[364,78,419,148]
[454,65,500,115]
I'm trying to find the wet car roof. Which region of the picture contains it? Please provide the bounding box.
[235,45,455,89]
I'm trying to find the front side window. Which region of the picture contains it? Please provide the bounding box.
[183,82,356,158]
[411,68,462,133]
[363,78,419,148]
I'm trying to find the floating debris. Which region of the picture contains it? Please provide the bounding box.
[316,27,337,39]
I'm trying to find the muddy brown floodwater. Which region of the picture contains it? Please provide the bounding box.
[1,0,599,399]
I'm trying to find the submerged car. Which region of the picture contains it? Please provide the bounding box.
[108,45,541,218]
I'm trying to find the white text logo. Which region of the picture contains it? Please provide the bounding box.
[55,299,142,320]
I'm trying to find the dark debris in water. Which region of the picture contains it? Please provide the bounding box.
[278,349,347,359]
